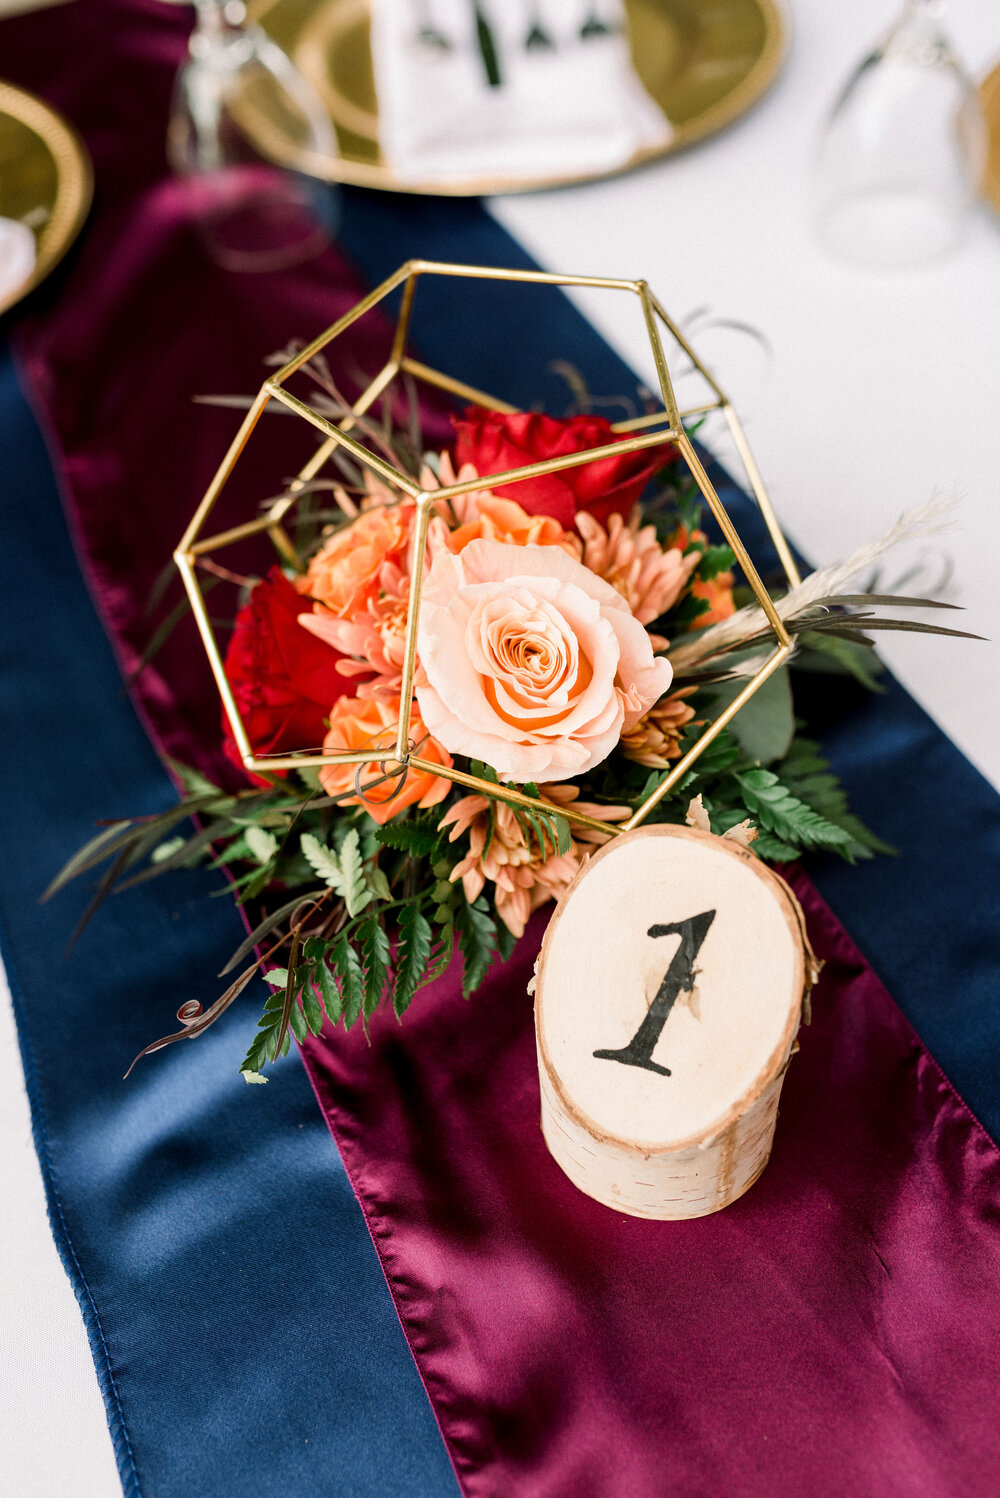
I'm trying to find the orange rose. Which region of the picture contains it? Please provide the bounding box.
[691,571,735,627]
[300,504,412,619]
[447,494,568,554]
[318,695,452,825]
[668,524,736,629]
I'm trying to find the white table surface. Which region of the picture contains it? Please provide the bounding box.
[3,3,999,1492]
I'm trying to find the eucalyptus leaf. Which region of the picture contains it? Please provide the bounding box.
[707,667,794,767]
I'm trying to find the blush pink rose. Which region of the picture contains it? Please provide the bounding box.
[416,539,672,784]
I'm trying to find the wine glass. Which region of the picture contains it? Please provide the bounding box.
[814,0,987,269]
[168,0,338,272]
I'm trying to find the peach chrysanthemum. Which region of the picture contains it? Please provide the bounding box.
[439,786,629,938]
[620,687,698,768]
[299,557,410,703]
[422,454,570,555]
[568,510,699,626]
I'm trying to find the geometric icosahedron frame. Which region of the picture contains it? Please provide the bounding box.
[175,259,800,838]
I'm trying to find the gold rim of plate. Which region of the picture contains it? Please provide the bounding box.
[981,60,1000,214]
[251,0,787,196]
[0,81,92,317]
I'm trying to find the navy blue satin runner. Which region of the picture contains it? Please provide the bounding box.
[2,193,999,1498]
[0,347,460,1498]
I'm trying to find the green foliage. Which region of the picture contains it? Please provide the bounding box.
[394,905,433,1018]
[455,895,498,999]
[667,593,710,631]
[773,737,896,860]
[55,457,901,1085]
[338,829,370,918]
[794,631,887,692]
[150,835,186,865]
[374,819,443,856]
[300,980,325,1038]
[244,825,278,865]
[315,957,343,1027]
[332,933,365,1030]
[693,543,735,581]
[301,829,371,916]
[735,769,853,855]
[514,796,571,860]
[359,916,392,1018]
[239,983,287,1080]
[706,668,795,767]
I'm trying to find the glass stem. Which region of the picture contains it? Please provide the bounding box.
[192,0,246,41]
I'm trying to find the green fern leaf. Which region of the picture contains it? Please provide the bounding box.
[374,821,443,856]
[394,905,433,1018]
[748,830,802,861]
[455,897,497,998]
[735,769,852,854]
[359,916,391,1018]
[316,956,343,1025]
[332,933,365,1029]
[244,825,278,866]
[300,832,343,886]
[301,829,371,916]
[338,829,371,918]
[300,979,325,1037]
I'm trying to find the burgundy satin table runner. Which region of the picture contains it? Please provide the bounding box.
[298,885,1000,1498]
[5,4,1000,1493]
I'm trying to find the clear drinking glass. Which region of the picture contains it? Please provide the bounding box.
[168,0,338,272]
[814,0,987,269]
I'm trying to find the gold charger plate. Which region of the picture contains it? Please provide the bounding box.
[982,60,1000,214]
[0,81,92,316]
[252,0,786,195]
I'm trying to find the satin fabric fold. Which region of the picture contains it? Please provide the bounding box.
[301,880,1000,1498]
[4,4,1000,1496]
[0,347,462,1498]
[3,0,454,787]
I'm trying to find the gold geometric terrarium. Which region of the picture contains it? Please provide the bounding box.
[175,259,801,837]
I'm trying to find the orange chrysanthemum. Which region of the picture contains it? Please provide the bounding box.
[439,785,629,938]
[620,687,699,768]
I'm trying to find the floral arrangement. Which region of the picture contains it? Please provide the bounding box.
[53,389,969,1082]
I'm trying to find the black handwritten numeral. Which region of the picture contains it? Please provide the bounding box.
[593,910,716,1077]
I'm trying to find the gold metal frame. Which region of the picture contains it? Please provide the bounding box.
[981,59,1000,216]
[176,259,799,836]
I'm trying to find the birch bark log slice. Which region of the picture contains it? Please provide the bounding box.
[534,824,810,1220]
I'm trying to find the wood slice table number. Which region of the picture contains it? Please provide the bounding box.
[534,825,815,1220]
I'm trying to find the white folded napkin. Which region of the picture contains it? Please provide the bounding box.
[0,218,37,303]
[370,0,672,186]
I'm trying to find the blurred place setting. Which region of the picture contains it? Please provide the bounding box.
[3,6,1000,1498]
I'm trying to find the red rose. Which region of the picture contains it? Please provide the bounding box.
[221,567,349,781]
[452,408,675,528]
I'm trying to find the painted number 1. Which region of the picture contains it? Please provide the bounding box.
[593,910,716,1077]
